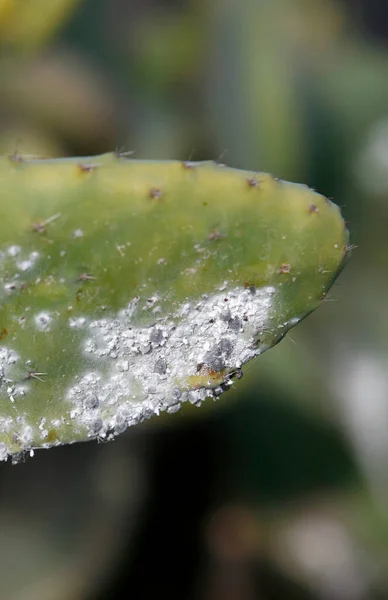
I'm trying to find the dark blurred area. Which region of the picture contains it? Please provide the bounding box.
[1,0,388,598]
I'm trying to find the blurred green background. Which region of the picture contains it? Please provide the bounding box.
[1,0,388,598]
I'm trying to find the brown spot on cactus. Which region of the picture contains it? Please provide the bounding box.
[78,163,96,174]
[280,263,291,274]
[32,222,46,234]
[46,430,58,444]
[149,187,163,200]
[208,229,227,241]
[247,177,260,188]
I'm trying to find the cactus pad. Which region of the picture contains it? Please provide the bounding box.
[0,153,348,461]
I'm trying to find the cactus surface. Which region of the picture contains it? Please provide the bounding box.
[0,153,348,461]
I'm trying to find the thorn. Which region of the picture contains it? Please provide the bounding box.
[308,203,319,213]
[25,371,47,383]
[345,243,357,253]
[32,212,61,233]
[42,212,62,225]
[115,146,135,159]
[77,273,96,281]
[186,148,197,162]
[215,149,227,165]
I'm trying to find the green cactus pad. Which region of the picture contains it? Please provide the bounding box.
[0,153,348,461]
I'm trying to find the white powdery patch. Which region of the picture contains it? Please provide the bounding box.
[69,316,87,330]
[67,285,276,439]
[16,251,40,272]
[7,245,21,258]
[0,443,8,461]
[0,247,40,300]
[0,346,19,380]
[0,346,30,403]
[34,311,53,332]
[0,347,24,461]
[0,246,39,274]
[0,412,39,462]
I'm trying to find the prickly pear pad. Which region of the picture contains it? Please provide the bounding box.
[0,153,348,460]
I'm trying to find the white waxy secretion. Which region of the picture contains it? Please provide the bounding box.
[0,284,279,460]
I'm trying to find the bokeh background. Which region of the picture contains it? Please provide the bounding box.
[1,0,388,598]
